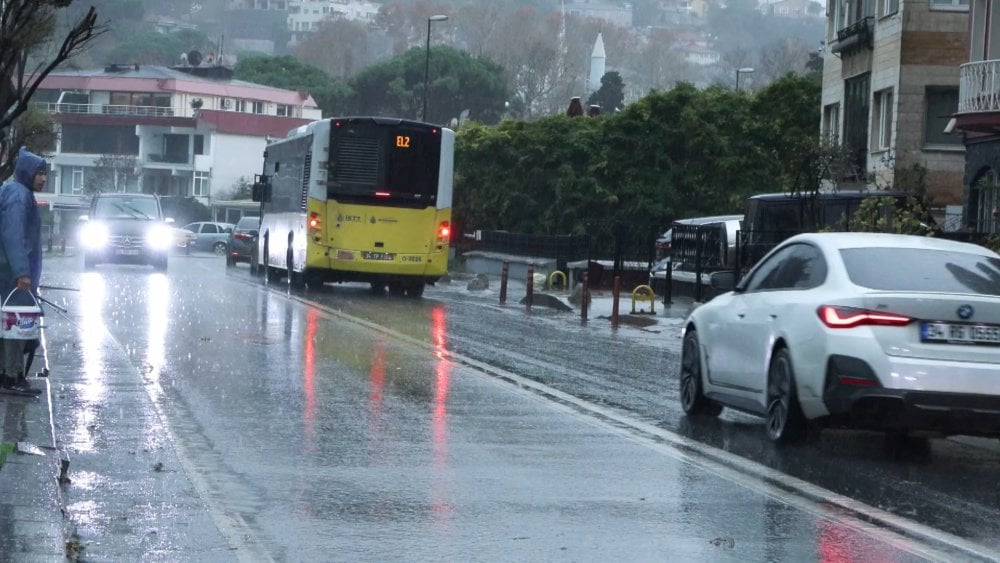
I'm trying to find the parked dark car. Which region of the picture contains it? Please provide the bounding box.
[78,193,174,270]
[226,216,260,267]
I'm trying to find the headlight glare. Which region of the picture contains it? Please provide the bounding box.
[79,223,109,249]
[146,224,173,250]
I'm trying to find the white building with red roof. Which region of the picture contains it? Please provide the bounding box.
[33,63,321,216]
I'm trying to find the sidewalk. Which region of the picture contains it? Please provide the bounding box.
[0,347,71,559]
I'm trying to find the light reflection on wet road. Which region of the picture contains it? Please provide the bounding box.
[38,254,999,561]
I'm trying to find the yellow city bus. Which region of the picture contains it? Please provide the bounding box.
[251,116,454,297]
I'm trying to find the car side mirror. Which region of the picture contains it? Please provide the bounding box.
[709,270,737,291]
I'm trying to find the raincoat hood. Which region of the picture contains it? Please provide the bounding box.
[12,148,46,188]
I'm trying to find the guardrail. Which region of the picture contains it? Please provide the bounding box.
[32,102,176,117]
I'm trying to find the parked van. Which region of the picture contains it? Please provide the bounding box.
[739,190,921,271]
[649,214,743,294]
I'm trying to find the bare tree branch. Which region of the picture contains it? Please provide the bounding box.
[0,1,107,178]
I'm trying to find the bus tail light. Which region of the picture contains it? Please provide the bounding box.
[308,212,321,234]
[437,221,451,244]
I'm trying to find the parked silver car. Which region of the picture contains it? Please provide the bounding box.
[182,222,235,255]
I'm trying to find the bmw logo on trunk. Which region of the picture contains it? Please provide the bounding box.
[957,304,974,320]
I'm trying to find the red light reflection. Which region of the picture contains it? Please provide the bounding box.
[431,306,452,522]
[303,309,318,447]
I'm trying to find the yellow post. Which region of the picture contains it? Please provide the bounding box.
[548,270,568,292]
[631,285,656,314]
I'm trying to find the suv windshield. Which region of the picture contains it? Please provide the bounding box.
[94,197,160,220]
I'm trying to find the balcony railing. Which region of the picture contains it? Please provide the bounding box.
[146,153,190,165]
[959,60,1000,113]
[831,17,874,55]
[31,102,176,117]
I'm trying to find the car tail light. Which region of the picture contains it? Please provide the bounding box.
[234,232,252,241]
[436,221,451,244]
[817,305,912,329]
[308,212,321,234]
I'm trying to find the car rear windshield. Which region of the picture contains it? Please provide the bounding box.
[841,247,1000,295]
[236,217,260,229]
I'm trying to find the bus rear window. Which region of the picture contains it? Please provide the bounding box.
[329,124,441,205]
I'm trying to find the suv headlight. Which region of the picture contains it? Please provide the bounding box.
[79,222,109,249]
[146,224,173,250]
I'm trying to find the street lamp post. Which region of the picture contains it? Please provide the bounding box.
[735,67,755,92]
[423,14,448,122]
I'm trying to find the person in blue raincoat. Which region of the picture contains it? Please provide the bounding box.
[0,147,47,393]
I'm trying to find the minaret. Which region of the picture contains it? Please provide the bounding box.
[588,32,606,95]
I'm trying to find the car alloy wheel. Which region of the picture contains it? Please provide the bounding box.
[766,348,805,443]
[679,331,722,417]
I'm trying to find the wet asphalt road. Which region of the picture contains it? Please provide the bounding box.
[37,251,1000,561]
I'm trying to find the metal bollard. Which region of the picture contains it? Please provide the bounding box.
[499,260,509,305]
[611,275,621,329]
[60,237,66,254]
[525,264,534,313]
[663,258,672,306]
[580,272,589,324]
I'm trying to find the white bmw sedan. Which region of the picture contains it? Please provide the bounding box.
[679,232,1000,443]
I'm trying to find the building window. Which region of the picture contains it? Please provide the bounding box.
[277,104,290,117]
[925,87,962,146]
[835,0,875,30]
[71,167,85,195]
[843,73,871,176]
[252,101,265,114]
[872,88,893,151]
[881,0,899,16]
[235,99,247,112]
[194,135,205,155]
[929,0,968,10]
[193,171,210,197]
[61,124,139,155]
[823,103,841,143]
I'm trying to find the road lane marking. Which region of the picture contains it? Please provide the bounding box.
[72,299,276,563]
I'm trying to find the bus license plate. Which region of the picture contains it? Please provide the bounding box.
[362,251,395,261]
[920,322,1000,345]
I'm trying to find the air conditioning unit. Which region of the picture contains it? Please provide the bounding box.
[221,98,234,110]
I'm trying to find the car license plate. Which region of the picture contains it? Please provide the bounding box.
[116,249,140,256]
[362,251,394,261]
[920,322,1000,345]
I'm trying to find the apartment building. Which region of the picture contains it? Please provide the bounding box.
[33,64,320,223]
[564,1,635,28]
[287,0,380,46]
[952,0,1000,233]
[820,0,968,225]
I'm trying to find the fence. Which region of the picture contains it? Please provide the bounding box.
[459,223,660,290]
